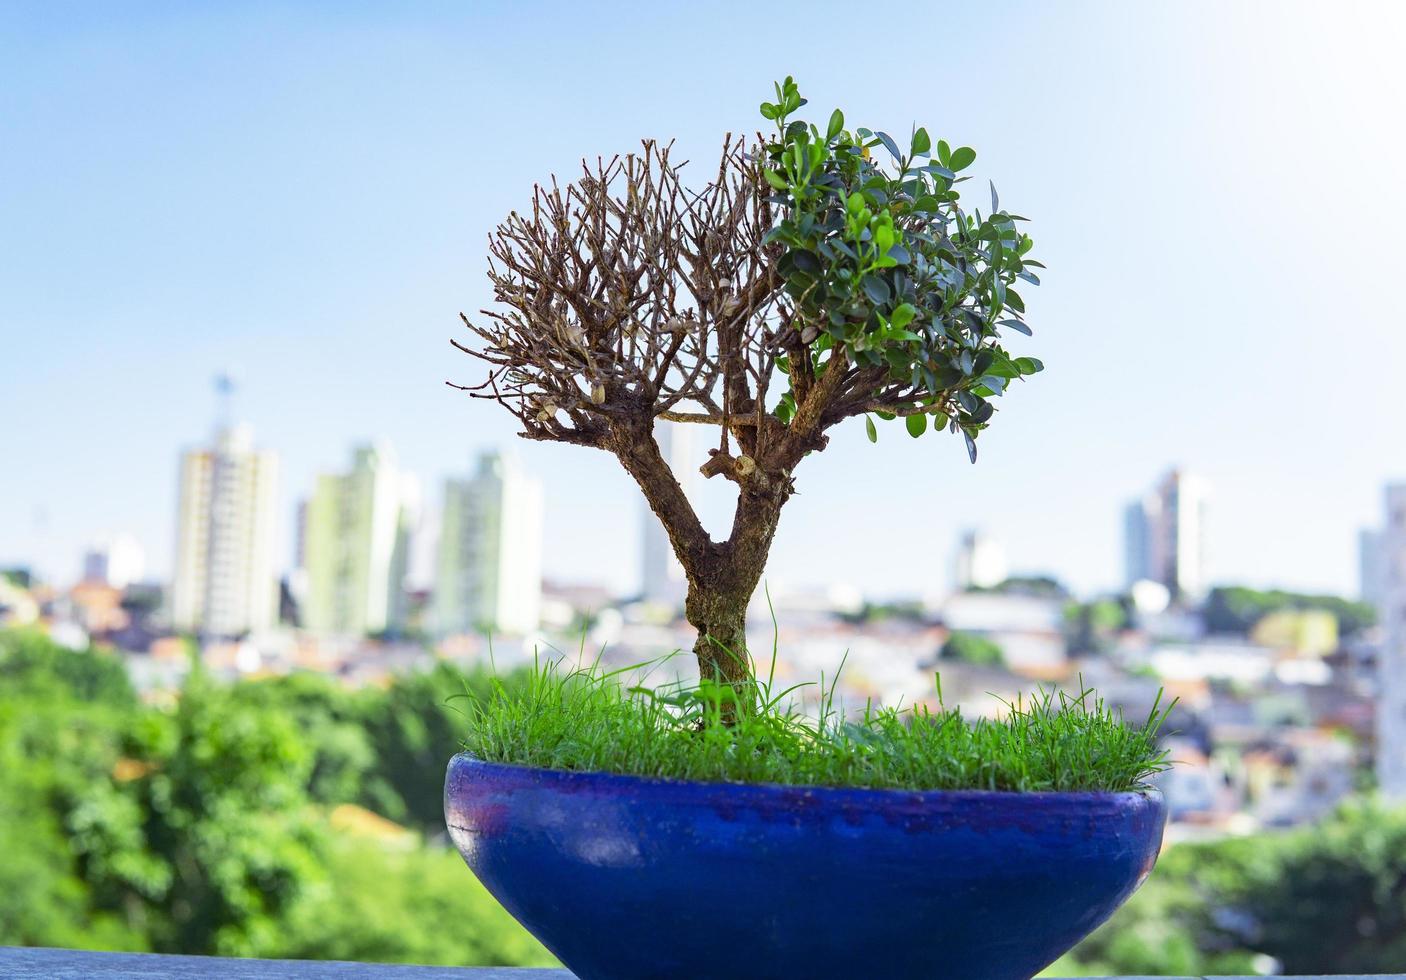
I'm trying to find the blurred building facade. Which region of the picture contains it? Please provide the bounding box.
[953,528,1007,591]
[434,451,542,636]
[302,443,412,636]
[1366,483,1406,798]
[1124,468,1208,599]
[170,424,279,637]
[82,532,146,589]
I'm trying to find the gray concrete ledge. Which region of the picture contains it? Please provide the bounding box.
[0,947,571,978]
[3,947,1404,979]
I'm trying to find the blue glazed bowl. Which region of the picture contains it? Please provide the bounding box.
[445,754,1165,980]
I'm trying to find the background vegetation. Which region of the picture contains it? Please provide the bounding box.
[1050,799,1406,975]
[4,627,1405,972]
[0,628,552,966]
[1201,585,1376,639]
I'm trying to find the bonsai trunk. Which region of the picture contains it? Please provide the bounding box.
[610,415,789,703]
[683,489,785,697]
[685,579,754,689]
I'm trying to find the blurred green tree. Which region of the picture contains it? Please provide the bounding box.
[1202,586,1375,639]
[267,836,554,966]
[939,632,1004,667]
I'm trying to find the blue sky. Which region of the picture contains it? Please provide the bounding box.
[2,1,1403,598]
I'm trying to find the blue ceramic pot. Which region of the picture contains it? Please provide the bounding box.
[445,755,1165,980]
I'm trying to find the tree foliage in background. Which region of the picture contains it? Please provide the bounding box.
[0,629,549,967]
[102,673,327,956]
[939,631,1004,667]
[969,575,1069,599]
[454,77,1042,692]
[0,630,146,952]
[1203,585,1375,639]
[1055,798,1406,976]
[267,837,554,967]
[352,662,502,833]
[1063,597,1131,657]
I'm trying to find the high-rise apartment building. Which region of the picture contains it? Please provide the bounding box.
[434,451,543,636]
[171,424,279,638]
[302,443,412,636]
[1123,469,1208,599]
[1366,484,1406,799]
[1362,528,1386,609]
[640,420,694,606]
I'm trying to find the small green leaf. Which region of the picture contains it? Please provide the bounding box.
[764,169,789,191]
[865,415,878,443]
[760,102,779,121]
[950,146,977,170]
[906,413,927,438]
[1014,356,1045,375]
[861,275,891,305]
[937,139,952,166]
[876,131,902,162]
[911,127,931,156]
[827,109,844,140]
[775,394,795,424]
[889,303,917,331]
[963,429,978,463]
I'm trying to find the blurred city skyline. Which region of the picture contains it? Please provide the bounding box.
[4,2,1405,597]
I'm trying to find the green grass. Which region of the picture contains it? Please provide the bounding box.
[456,649,1173,794]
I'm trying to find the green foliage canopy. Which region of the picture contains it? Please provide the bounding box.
[267,837,555,967]
[0,629,549,967]
[761,77,1043,460]
[1063,598,1132,657]
[1056,798,1406,976]
[1203,585,1375,639]
[939,631,1005,667]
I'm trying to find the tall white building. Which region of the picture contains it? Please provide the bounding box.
[83,533,146,589]
[1361,528,1386,608]
[640,420,694,606]
[302,443,412,636]
[953,528,1007,591]
[1366,484,1406,799]
[434,451,543,636]
[1123,469,1208,599]
[171,424,279,638]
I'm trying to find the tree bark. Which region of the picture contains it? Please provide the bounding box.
[610,411,792,706]
[685,482,787,697]
[685,582,752,689]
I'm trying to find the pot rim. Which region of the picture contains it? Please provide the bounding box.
[449,752,1165,809]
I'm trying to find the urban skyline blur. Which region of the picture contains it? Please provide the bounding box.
[4,376,1399,610]
[16,372,1399,622]
[4,3,1405,598]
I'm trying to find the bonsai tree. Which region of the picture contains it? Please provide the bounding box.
[453,78,1042,692]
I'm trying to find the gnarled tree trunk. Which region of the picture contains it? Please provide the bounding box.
[611,409,792,695]
[685,583,751,688]
[682,479,788,693]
